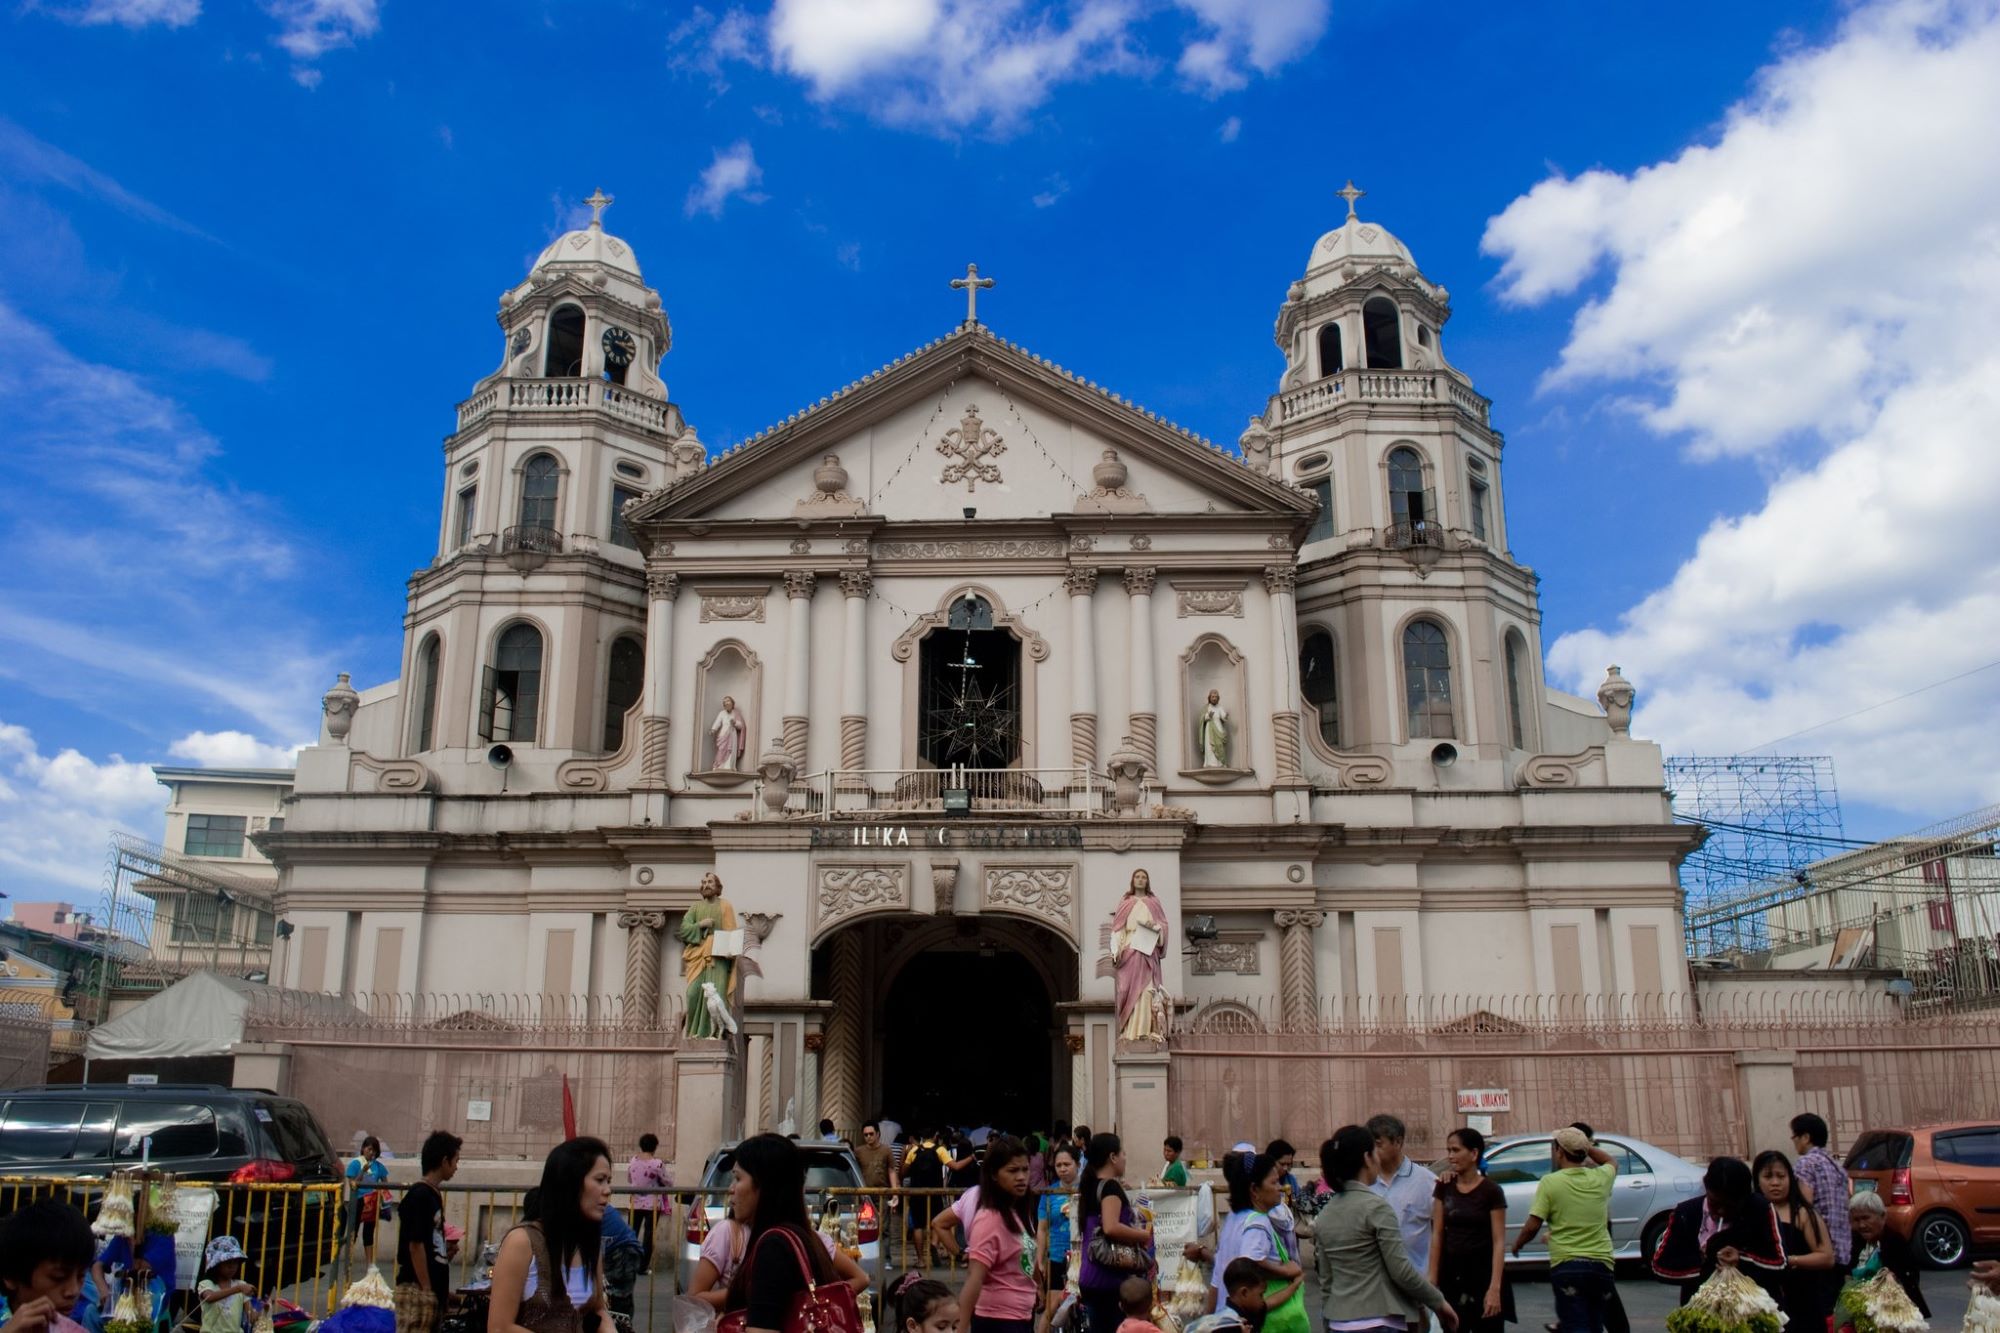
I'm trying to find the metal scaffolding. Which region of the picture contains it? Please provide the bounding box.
[88,831,277,1002]
[1666,755,1847,955]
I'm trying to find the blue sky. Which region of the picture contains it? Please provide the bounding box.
[3,0,1997,903]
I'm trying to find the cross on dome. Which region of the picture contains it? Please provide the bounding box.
[950,262,995,325]
[1337,180,1365,220]
[585,188,614,228]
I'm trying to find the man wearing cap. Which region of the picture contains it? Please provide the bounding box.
[1510,1126,1617,1333]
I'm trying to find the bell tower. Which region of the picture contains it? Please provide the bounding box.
[1252,185,1550,779]
[397,190,700,777]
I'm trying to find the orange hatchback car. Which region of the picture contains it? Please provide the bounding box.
[1844,1123,2000,1268]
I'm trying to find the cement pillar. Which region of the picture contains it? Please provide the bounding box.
[1066,568,1099,771]
[783,571,815,765]
[1734,1048,1798,1158]
[1125,568,1157,774]
[1275,909,1323,1031]
[838,572,871,772]
[640,571,679,784]
[1265,565,1303,783]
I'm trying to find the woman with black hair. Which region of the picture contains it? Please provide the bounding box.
[722,1133,847,1333]
[1649,1156,1787,1305]
[1313,1125,1456,1333]
[957,1136,1039,1333]
[1429,1127,1510,1333]
[1209,1152,1307,1333]
[489,1136,617,1333]
[1075,1133,1153,1333]
[1752,1150,1834,1330]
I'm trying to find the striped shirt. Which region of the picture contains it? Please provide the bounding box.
[1794,1146,1851,1265]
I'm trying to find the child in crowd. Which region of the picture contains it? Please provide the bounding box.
[197,1238,257,1333]
[1223,1257,1299,1333]
[887,1274,959,1333]
[1116,1276,1162,1333]
[1160,1138,1188,1188]
[0,1199,94,1333]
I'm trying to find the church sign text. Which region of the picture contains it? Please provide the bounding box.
[811,823,1083,849]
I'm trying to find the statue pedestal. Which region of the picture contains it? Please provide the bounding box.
[1113,1047,1171,1162]
[671,1042,738,1184]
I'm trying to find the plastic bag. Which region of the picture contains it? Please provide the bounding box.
[674,1297,719,1333]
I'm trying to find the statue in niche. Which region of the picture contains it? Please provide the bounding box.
[1199,688,1231,768]
[710,695,746,770]
[1110,868,1170,1042]
[680,872,740,1039]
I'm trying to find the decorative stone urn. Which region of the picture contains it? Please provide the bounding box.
[1092,448,1129,493]
[758,740,798,815]
[814,454,849,496]
[321,672,359,743]
[1597,665,1636,737]
[1106,739,1149,818]
[1239,418,1273,475]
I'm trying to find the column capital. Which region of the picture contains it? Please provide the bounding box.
[616,909,667,931]
[839,570,872,599]
[1064,567,1099,597]
[1123,566,1157,597]
[1262,564,1298,595]
[1274,908,1324,930]
[784,569,818,599]
[646,570,681,601]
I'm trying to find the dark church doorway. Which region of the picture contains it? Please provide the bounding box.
[918,595,1022,769]
[880,947,1052,1130]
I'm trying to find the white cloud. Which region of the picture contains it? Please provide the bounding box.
[1483,0,2000,817]
[168,730,304,768]
[741,0,1323,130]
[48,0,200,28]
[0,116,212,240]
[686,141,767,218]
[1218,115,1241,142]
[1031,173,1069,208]
[0,720,161,897]
[263,0,379,59]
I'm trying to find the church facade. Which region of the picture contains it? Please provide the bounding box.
[264,192,1700,1169]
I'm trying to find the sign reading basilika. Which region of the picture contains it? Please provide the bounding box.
[1456,1088,1510,1113]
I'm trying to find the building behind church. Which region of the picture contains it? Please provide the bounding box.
[255,191,1709,1172]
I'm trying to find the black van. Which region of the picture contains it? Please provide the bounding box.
[0,1084,342,1281]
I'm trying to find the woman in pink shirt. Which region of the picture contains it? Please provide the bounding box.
[958,1136,1040,1333]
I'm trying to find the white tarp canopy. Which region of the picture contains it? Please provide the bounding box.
[85,971,363,1060]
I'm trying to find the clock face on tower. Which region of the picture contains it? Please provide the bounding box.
[601,325,636,369]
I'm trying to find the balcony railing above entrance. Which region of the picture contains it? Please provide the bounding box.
[768,766,1115,817]
[455,377,679,434]
[501,523,563,572]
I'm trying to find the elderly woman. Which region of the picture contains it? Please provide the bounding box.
[1849,1191,1928,1318]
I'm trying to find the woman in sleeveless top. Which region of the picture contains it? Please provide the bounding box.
[489,1137,616,1333]
[1075,1132,1153,1333]
[724,1134,844,1333]
[1753,1150,1835,1332]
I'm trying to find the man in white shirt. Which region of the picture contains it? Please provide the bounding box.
[1366,1113,1434,1274]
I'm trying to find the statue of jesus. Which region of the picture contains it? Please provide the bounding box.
[711,696,746,771]
[1200,689,1230,767]
[1110,868,1170,1042]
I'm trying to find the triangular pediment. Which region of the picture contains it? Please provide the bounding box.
[629,326,1314,527]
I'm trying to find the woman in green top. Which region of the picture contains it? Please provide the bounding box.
[1161,1137,1188,1187]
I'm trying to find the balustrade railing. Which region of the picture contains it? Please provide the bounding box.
[454,378,674,433]
[502,524,564,556]
[1385,519,1444,550]
[773,766,1112,817]
[1277,370,1491,426]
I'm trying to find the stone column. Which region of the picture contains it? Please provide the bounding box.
[640,570,680,784]
[616,910,667,1026]
[783,570,816,767]
[839,572,871,773]
[1125,567,1158,774]
[1274,909,1324,1031]
[1264,565,1304,782]
[820,931,864,1136]
[1068,1031,1090,1132]
[1066,568,1099,772]
[801,1030,824,1129]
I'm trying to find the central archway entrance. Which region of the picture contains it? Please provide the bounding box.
[815,914,1074,1134]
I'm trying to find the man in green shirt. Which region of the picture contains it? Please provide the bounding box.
[1511,1125,1616,1333]
[1160,1135,1188,1186]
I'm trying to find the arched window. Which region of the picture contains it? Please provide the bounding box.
[412,634,442,752]
[519,454,560,531]
[1300,629,1339,748]
[1388,446,1428,527]
[482,623,544,743]
[602,635,645,751]
[1504,632,1528,750]
[1317,323,1343,377]
[1402,619,1454,739]
[1363,296,1403,369]
[543,306,585,377]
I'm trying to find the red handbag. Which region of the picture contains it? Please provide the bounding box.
[718,1228,863,1333]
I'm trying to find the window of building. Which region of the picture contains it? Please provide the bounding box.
[518,454,560,531]
[543,306,585,377]
[183,814,246,858]
[1363,297,1403,369]
[615,460,646,480]
[608,484,642,549]
[1505,632,1527,749]
[1468,477,1489,541]
[455,486,477,548]
[1306,477,1335,544]
[1388,446,1428,526]
[602,635,645,751]
[481,623,544,743]
[413,634,442,752]
[1417,324,1433,348]
[1317,323,1343,376]
[1300,629,1339,748]
[460,460,478,478]
[1403,619,1455,739]
[266,817,284,834]
[171,892,230,942]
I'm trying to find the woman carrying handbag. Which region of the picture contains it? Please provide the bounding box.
[719,1134,865,1333]
[1075,1133,1153,1333]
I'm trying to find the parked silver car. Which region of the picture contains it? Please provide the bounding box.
[1444,1132,1704,1266]
[677,1142,882,1293]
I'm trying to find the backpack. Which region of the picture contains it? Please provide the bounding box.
[905,1142,945,1190]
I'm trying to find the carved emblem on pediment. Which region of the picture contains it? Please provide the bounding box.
[1190,930,1263,976]
[816,864,908,936]
[699,591,767,622]
[938,404,1005,492]
[1175,583,1245,618]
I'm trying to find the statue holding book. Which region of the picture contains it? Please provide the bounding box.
[1110,867,1170,1042]
[680,872,741,1039]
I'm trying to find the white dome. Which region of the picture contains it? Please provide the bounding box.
[534,222,643,278]
[1304,214,1416,279]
